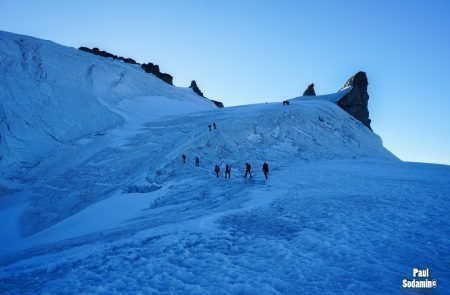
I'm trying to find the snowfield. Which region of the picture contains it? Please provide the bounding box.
[0,30,215,171]
[1,31,449,294]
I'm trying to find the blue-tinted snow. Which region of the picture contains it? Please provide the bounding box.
[1,31,449,294]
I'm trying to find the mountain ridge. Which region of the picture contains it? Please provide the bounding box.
[0,30,396,237]
[1,30,450,295]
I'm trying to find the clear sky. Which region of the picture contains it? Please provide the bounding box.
[1,0,449,164]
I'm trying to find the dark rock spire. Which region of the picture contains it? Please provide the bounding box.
[189,80,224,108]
[303,83,316,96]
[189,80,204,97]
[337,71,372,130]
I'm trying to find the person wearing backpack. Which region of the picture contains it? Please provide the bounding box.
[195,156,200,167]
[262,162,269,180]
[214,164,220,178]
[225,164,231,179]
[244,163,252,178]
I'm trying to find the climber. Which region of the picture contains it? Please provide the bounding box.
[262,162,269,180]
[208,124,212,131]
[195,156,200,167]
[182,154,186,164]
[214,164,220,178]
[225,164,231,179]
[213,122,217,130]
[244,163,252,178]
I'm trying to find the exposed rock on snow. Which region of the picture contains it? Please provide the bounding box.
[140,62,174,85]
[303,83,316,96]
[189,80,204,97]
[78,46,176,86]
[78,47,138,65]
[210,99,224,108]
[293,72,372,130]
[78,48,224,106]
[189,80,224,108]
[337,71,372,130]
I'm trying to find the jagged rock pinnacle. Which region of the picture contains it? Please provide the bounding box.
[189,80,204,97]
[303,83,316,96]
[337,71,372,130]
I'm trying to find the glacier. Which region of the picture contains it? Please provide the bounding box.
[1,31,449,294]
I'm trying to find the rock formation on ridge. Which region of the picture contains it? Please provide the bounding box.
[303,83,316,96]
[189,80,204,97]
[189,80,224,108]
[140,62,173,85]
[337,71,371,130]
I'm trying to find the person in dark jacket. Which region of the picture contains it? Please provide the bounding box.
[195,156,200,167]
[214,164,220,178]
[213,122,217,130]
[208,124,212,131]
[182,154,186,164]
[225,164,231,179]
[262,162,269,180]
[244,163,252,178]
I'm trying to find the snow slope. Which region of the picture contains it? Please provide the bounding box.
[0,30,215,173]
[1,32,449,294]
[1,98,397,240]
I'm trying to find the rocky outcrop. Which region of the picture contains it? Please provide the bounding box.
[189,80,204,97]
[79,47,137,65]
[78,47,173,85]
[303,83,316,96]
[78,46,224,106]
[189,80,224,108]
[210,100,224,108]
[140,63,173,85]
[337,71,371,130]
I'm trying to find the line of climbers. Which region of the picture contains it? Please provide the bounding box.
[182,121,270,180]
[182,154,269,180]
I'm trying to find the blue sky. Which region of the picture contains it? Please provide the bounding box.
[1,0,449,164]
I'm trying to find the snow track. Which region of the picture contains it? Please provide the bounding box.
[1,101,449,294]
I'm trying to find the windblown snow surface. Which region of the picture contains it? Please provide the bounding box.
[1,31,450,294]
